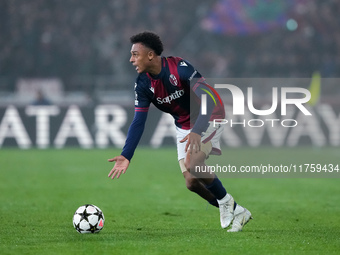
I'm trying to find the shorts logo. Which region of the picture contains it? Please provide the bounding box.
[169,74,178,86]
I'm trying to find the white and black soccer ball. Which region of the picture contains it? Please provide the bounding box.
[73,204,105,234]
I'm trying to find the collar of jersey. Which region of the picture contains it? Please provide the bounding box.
[148,57,165,80]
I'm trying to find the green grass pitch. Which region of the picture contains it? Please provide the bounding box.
[0,147,339,255]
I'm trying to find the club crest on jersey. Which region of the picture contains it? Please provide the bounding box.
[169,74,178,86]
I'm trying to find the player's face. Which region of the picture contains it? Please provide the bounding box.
[130,43,152,74]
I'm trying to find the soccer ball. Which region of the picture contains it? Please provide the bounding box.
[72,204,105,234]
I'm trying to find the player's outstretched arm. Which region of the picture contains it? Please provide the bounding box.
[108,155,130,179]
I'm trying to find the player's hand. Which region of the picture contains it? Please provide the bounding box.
[107,155,130,179]
[180,132,201,154]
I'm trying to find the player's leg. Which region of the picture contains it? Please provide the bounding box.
[185,122,240,229]
[177,124,252,230]
[185,148,235,228]
[177,127,219,208]
[199,122,252,231]
[179,159,219,208]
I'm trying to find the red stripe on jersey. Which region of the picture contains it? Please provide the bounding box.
[192,77,206,91]
[135,107,149,112]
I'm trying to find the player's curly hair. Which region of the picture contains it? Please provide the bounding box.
[130,31,164,56]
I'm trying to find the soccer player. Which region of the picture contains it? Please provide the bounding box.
[108,31,252,231]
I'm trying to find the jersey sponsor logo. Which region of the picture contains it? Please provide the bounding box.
[156,89,184,104]
[169,74,178,86]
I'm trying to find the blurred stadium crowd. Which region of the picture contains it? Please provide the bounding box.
[0,0,339,95]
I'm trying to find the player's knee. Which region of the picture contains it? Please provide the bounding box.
[184,155,205,173]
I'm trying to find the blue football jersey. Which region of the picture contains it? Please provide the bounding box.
[121,56,225,160]
[134,56,224,130]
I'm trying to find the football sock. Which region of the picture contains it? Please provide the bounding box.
[205,177,227,200]
[208,197,238,209]
[209,198,219,208]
